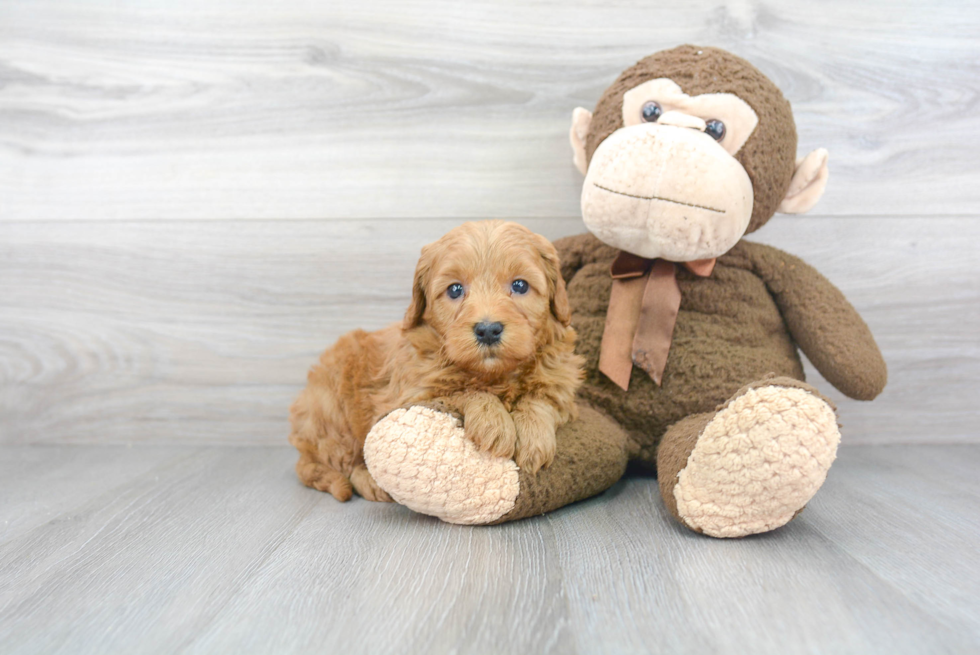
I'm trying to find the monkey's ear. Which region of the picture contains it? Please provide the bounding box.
[402,246,431,330]
[778,148,830,214]
[569,107,593,176]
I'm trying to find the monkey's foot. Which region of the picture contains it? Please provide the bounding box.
[365,402,631,525]
[660,380,840,538]
[363,406,520,525]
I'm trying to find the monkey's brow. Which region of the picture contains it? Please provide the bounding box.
[592,183,725,213]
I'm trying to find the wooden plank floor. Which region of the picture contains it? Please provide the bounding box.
[0,444,977,655]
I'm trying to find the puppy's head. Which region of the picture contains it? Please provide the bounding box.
[404,221,571,377]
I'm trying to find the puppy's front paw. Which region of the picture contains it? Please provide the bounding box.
[464,399,517,459]
[513,405,557,475]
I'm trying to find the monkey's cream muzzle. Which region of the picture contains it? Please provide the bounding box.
[581,123,754,262]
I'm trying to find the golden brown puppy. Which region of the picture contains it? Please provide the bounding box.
[289,220,585,502]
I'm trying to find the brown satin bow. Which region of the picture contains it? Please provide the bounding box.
[599,251,716,390]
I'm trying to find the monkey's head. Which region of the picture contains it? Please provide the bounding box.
[570,45,829,262]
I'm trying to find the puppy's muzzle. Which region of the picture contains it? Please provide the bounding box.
[473,321,504,346]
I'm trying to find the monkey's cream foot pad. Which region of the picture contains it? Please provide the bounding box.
[674,385,840,538]
[364,406,519,525]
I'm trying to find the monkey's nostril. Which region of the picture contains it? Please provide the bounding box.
[473,321,504,345]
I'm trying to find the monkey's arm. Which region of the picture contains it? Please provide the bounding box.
[552,233,614,284]
[745,241,887,400]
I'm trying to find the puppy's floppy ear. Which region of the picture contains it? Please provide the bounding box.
[533,234,572,327]
[403,244,431,330]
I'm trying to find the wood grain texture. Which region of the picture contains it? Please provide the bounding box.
[0,445,203,544]
[805,446,980,642]
[1,0,978,219]
[0,444,976,654]
[2,216,976,446]
[547,450,980,654]
[0,447,322,655]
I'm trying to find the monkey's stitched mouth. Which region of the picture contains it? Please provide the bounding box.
[593,183,724,214]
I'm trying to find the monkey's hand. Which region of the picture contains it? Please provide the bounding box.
[749,241,887,400]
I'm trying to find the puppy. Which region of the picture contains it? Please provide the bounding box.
[288,220,584,502]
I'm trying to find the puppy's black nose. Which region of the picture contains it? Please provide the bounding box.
[473,321,504,345]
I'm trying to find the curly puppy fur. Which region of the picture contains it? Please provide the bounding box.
[289,220,585,502]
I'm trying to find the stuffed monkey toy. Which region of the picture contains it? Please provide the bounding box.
[364,45,886,537]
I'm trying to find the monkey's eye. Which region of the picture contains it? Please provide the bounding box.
[705,119,726,141]
[641,101,662,123]
[447,283,464,299]
[511,279,529,295]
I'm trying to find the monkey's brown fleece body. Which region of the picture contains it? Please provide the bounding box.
[364,45,887,532]
[558,233,886,464]
[474,234,886,522]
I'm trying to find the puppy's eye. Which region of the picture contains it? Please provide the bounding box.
[511,279,529,295]
[446,283,464,300]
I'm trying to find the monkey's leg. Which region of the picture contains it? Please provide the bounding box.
[657,377,840,538]
[363,401,630,525]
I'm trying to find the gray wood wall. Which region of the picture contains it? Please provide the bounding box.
[2,0,978,445]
